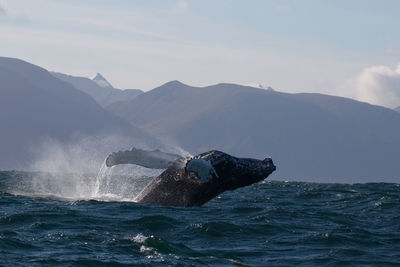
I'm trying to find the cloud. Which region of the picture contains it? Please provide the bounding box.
[0,2,29,22]
[0,3,6,16]
[177,0,188,10]
[61,17,178,41]
[349,65,400,108]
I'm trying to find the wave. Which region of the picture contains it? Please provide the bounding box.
[0,171,399,265]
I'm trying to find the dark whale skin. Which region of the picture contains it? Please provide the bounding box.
[134,150,276,206]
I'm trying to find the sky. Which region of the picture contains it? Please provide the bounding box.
[1,0,400,107]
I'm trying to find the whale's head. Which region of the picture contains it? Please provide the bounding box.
[217,156,276,191]
[186,151,276,192]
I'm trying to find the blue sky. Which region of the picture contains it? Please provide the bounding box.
[1,0,400,106]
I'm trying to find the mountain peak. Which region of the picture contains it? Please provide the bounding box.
[163,80,187,87]
[245,83,274,91]
[154,80,190,91]
[91,73,113,88]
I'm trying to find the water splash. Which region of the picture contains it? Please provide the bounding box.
[2,163,163,202]
[21,135,190,201]
[92,160,114,197]
[88,162,164,201]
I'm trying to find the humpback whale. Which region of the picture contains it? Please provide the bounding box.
[106,148,276,206]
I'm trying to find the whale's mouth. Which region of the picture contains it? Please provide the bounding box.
[263,158,276,171]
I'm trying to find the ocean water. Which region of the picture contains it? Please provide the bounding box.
[0,171,399,266]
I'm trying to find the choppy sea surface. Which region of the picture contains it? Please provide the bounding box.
[0,170,399,266]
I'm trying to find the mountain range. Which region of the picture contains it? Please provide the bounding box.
[0,57,157,171]
[108,81,400,182]
[52,72,143,107]
[1,57,399,182]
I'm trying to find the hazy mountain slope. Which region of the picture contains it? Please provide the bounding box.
[104,89,144,107]
[52,72,143,107]
[108,81,400,182]
[0,57,157,170]
[395,106,400,113]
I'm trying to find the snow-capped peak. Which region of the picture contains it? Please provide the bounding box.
[245,83,275,91]
[91,73,113,88]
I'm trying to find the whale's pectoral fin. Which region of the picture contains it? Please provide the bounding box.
[186,158,218,183]
[105,147,181,169]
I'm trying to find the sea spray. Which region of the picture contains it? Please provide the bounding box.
[92,160,114,197]
[24,134,190,201]
[2,162,163,201]
[4,168,155,201]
